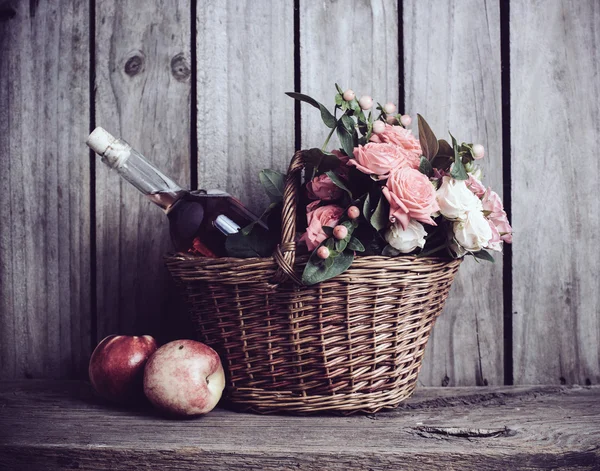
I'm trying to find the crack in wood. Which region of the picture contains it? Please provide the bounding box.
[413,425,516,439]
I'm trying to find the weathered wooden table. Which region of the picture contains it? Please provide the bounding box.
[0,381,598,470]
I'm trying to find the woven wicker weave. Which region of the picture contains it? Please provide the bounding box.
[165,151,461,414]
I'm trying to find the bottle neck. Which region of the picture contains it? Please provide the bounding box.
[88,129,184,210]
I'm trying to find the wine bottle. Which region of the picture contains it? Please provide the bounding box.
[87,127,266,257]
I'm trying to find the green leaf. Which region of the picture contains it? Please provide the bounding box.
[382,244,401,257]
[363,193,372,219]
[419,156,434,177]
[324,256,334,269]
[225,226,277,258]
[336,121,355,158]
[417,114,439,161]
[449,132,468,180]
[285,92,335,128]
[335,83,344,94]
[325,237,335,250]
[325,170,353,199]
[302,250,355,285]
[335,238,348,252]
[302,148,341,174]
[347,237,365,252]
[471,249,495,262]
[341,114,356,134]
[370,194,390,231]
[259,169,285,203]
[335,93,343,106]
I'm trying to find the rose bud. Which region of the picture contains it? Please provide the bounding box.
[400,114,412,127]
[317,246,330,259]
[358,95,373,110]
[347,206,360,219]
[383,102,397,114]
[372,120,386,134]
[472,144,485,159]
[333,225,348,240]
[343,89,355,101]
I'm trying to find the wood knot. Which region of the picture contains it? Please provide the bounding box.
[171,53,191,82]
[0,6,17,21]
[124,52,145,77]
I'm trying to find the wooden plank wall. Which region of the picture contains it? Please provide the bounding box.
[0,0,91,379]
[511,0,600,386]
[0,0,598,386]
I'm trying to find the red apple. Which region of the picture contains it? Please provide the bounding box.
[143,340,225,416]
[88,335,158,403]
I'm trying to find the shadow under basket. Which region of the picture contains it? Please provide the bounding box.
[164,151,462,415]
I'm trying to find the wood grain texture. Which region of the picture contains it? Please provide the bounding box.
[300,0,399,150]
[1,381,599,470]
[196,0,294,214]
[404,0,504,386]
[0,1,91,379]
[94,0,191,341]
[511,1,600,385]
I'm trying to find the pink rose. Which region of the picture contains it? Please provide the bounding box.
[369,123,422,157]
[349,143,417,179]
[466,174,486,198]
[382,167,440,230]
[299,204,344,251]
[307,174,343,200]
[486,220,503,252]
[482,189,512,243]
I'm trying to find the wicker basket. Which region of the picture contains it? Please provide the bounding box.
[165,151,461,414]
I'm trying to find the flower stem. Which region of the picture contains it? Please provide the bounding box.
[321,123,337,151]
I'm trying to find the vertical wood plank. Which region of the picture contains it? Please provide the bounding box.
[404,0,504,386]
[512,0,600,385]
[300,0,399,151]
[196,0,295,213]
[95,0,191,340]
[0,0,91,378]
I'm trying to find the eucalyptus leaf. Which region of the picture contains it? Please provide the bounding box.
[417,114,439,161]
[347,237,365,252]
[336,121,355,158]
[324,256,334,269]
[419,156,433,177]
[302,250,354,285]
[259,169,285,203]
[325,170,353,198]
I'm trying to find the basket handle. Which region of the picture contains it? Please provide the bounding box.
[271,150,306,285]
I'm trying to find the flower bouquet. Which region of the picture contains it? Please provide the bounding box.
[224,83,512,285]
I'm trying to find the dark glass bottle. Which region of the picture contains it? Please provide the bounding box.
[87,127,265,256]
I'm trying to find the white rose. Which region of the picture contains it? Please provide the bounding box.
[453,210,493,252]
[436,176,483,220]
[384,220,427,253]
